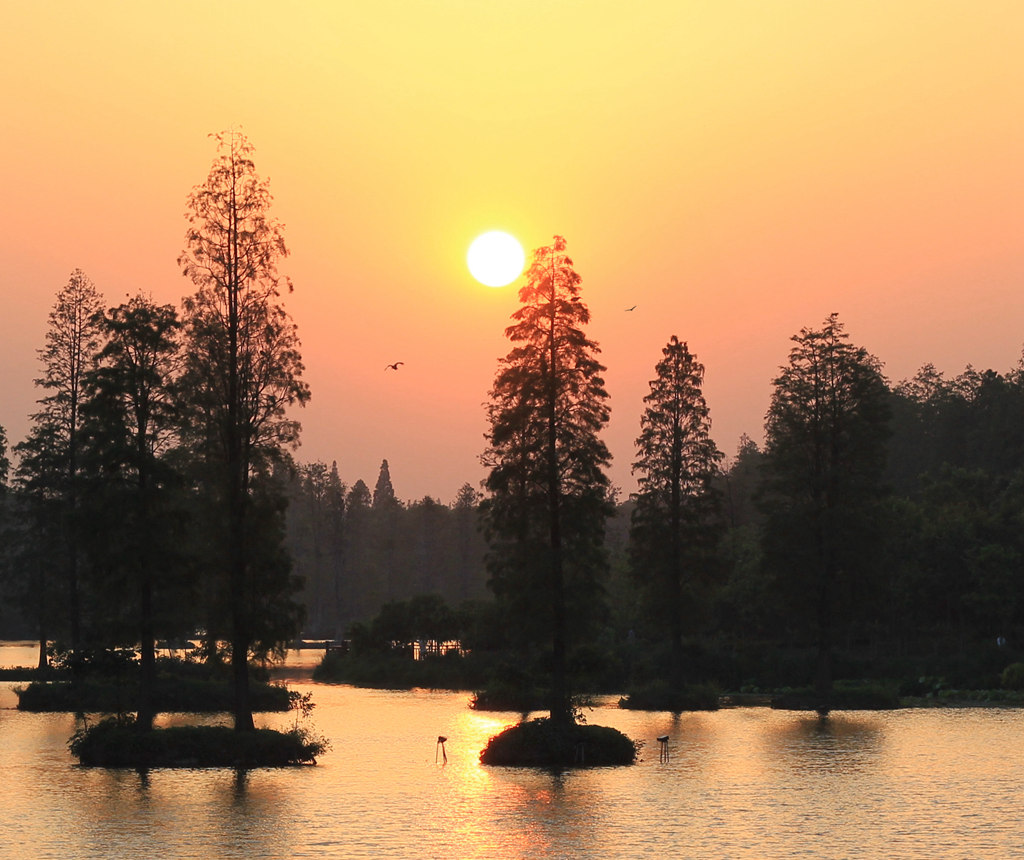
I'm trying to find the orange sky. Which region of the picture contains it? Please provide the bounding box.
[2,1,1023,502]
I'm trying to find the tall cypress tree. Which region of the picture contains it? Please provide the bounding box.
[761,313,889,713]
[630,336,722,686]
[15,270,104,670]
[481,235,612,727]
[178,131,310,731]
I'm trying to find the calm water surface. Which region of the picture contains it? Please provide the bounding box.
[2,643,1021,859]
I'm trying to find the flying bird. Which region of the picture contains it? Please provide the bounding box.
[625,305,637,311]
[385,362,404,371]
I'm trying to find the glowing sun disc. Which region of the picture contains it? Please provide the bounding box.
[467,231,525,287]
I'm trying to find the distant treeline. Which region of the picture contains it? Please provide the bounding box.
[283,459,488,638]
[284,351,1024,692]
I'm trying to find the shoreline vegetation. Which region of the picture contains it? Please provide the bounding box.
[9,653,293,714]
[9,656,1022,712]
[310,650,1024,712]
[4,650,1024,771]
[2,652,328,768]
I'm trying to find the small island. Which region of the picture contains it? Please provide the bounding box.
[69,718,325,768]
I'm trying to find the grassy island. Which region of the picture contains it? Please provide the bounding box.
[69,718,327,768]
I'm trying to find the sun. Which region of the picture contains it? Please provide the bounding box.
[467,231,525,287]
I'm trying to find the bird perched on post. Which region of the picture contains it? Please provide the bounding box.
[436,736,447,764]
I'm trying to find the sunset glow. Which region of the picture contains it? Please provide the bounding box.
[1,1,1023,500]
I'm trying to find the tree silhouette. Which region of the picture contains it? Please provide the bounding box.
[15,270,104,670]
[373,459,398,509]
[481,235,612,727]
[452,482,485,601]
[79,294,182,728]
[178,131,310,731]
[761,313,889,712]
[630,336,722,686]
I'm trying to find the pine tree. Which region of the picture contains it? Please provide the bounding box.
[481,235,612,726]
[370,459,401,602]
[630,336,722,686]
[372,459,398,509]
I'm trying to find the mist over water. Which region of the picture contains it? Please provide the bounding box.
[2,644,1021,859]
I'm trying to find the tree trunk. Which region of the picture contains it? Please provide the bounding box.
[229,457,254,731]
[814,521,833,716]
[137,569,156,730]
[670,425,683,689]
[36,558,48,671]
[546,248,572,729]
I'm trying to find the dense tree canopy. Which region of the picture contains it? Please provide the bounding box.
[79,294,183,727]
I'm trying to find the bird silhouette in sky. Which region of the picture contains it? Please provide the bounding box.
[625,305,637,311]
[385,362,404,371]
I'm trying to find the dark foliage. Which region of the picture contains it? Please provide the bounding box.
[69,718,325,767]
[619,680,720,712]
[16,677,290,713]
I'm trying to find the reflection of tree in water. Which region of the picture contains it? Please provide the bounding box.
[763,714,884,774]
[205,770,298,858]
[488,770,604,858]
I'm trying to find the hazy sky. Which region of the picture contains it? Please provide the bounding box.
[2,1,1023,502]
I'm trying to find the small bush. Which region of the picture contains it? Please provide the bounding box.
[480,718,638,767]
[1001,663,1024,691]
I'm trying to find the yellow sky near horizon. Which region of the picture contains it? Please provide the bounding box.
[2,1,1023,500]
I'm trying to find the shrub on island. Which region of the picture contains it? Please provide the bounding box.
[479,718,638,767]
[69,718,328,767]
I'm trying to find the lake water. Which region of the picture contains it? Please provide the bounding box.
[1,642,1022,859]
